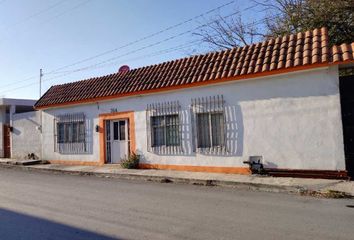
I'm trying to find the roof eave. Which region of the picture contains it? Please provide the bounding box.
[35,61,340,110]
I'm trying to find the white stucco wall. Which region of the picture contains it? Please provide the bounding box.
[41,66,346,170]
[12,111,41,159]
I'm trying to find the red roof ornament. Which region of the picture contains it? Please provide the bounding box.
[118,65,130,73]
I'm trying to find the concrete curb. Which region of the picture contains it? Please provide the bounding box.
[0,163,306,195]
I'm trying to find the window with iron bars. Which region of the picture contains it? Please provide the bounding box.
[57,122,85,144]
[146,101,182,154]
[196,112,225,148]
[151,114,180,147]
[191,95,227,153]
[54,113,88,154]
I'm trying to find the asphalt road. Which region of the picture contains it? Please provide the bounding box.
[0,167,353,240]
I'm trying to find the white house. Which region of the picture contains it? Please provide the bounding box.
[34,27,354,178]
[0,98,37,158]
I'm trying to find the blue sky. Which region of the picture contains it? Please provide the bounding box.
[0,0,265,100]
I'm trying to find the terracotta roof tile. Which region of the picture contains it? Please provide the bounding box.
[341,43,353,61]
[35,27,354,108]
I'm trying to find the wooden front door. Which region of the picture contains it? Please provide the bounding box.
[3,124,11,158]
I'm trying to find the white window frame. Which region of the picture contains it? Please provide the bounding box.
[54,113,88,154]
[146,101,182,154]
[196,111,225,149]
[151,114,180,147]
[191,95,227,154]
[57,121,85,144]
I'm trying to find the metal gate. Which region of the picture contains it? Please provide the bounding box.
[3,124,11,158]
[340,75,354,179]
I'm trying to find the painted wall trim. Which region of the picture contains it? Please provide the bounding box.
[139,163,251,175]
[99,111,136,165]
[35,61,353,110]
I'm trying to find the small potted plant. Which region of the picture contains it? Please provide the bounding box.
[120,152,140,169]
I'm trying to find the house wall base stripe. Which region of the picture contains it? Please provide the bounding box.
[42,161,348,179]
[139,163,251,174]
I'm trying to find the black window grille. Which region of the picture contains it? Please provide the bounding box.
[54,113,88,154]
[146,101,182,154]
[191,95,227,154]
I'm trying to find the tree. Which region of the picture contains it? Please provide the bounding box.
[193,14,265,49]
[194,0,354,49]
[263,0,354,45]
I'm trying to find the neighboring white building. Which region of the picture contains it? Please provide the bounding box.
[0,98,37,158]
[11,111,41,160]
[33,28,354,178]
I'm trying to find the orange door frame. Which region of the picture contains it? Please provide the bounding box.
[98,111,136,165]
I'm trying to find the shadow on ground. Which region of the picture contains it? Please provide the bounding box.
[0,208,121,240]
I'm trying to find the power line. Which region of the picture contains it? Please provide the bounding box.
[44,0,237,75]
[50,9,260,75]
[39,13,273,81]
[0,2,268,94]
[0,12,270,96]
[0,36,213,94]
[0,0,69,31]
[40,0,91,25]
[0,0,237,89]
[0,0,91,44]
[0,75,38,88]
[49,39,203,75]
[50,12,241,74]
[0,39,205,95]
[0,10,271,95]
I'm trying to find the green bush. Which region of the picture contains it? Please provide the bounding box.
[120,153,140,169]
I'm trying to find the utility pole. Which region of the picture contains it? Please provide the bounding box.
[39,68,43,98]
